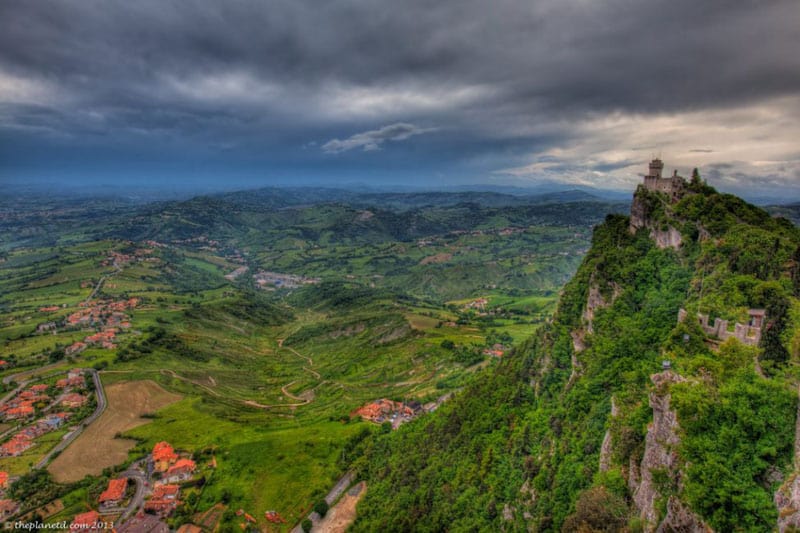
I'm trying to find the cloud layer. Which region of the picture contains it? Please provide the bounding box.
[0,0,798,196]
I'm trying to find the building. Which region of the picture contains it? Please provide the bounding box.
[71,510,102,531]
[0,499,19,519]
[66,342,87,356]
[57,375,86,388]
[5,405,34,420]
[144,484,180,516]
[642,158,686,202]
[152,441,178,472]
[99,477,128,508]
[0,434,34,456]
[164,458,196,483]
[61,393,88,408]
[0,471,9,490]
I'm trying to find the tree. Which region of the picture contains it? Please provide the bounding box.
[314,499,329,517]
[561,486,629,532]
[301,518,313,532]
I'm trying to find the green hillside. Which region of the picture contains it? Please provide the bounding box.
[352,173,800,532]
[0,190,621,530]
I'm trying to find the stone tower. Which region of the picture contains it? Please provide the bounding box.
[642,158,686,203]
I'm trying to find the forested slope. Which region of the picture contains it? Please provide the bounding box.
[351,176,800,532]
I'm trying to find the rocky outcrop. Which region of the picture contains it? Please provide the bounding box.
[651,227,683,249]
[633,371,708,531]
[599,430,613,473]
[599,397,618,473]
[582,281,621,333]
[657,497,711,533]
[629,191,682,249]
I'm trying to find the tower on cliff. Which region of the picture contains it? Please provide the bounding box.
[642,158,685,203]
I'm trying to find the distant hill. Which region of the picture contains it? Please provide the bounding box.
[766,202,800,225]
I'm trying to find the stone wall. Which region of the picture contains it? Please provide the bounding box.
[678,308,762,346]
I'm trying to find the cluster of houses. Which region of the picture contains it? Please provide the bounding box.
[1,383,49,421]
[0,412,70,457]
[144,441,197,516]
[253,270,320,289]
[62,297,139,352]
[464,298,489,311]
[353,398,424,428]
[0,369,87,457]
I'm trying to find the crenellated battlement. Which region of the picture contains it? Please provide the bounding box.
[677,308,765,346]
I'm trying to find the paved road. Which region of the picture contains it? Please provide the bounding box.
[33,368,107,470]
[2,361,65,386]
[102,460,147,521]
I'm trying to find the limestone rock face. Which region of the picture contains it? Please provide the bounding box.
[634,371,685,526]
[656,497,711,533]
[632,371,709,531]
[651,227,683,249]
[629,191,683,249]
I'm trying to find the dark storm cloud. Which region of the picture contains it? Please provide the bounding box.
[0,0,798,193]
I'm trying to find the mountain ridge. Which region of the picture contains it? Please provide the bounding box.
[350,165,800,532]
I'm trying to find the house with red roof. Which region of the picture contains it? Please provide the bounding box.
[61,393,88,408]
[164,458,196,483]
[66,342,87,356]
[5,405,34,420]
[0,434,33,456]
[71,510,102,530]
[99,477,128,508]
[144,484,180,516]
[152,441,178,472]
[0,471,9,489]
[30,384,49,393]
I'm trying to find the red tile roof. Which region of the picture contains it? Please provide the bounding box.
[152,441,177,463]
[99,477,127,503]
[72,510,100,527]
[152,484,180,499]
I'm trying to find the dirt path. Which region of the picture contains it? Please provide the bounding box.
[285,345,313,366]
[161,369,222,397]
[280,381,311,403]
[312,482,366,533]
[304,367,321,379]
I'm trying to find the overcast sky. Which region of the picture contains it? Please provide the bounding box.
[1,0,799,199]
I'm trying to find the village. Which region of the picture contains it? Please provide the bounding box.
[64,440,202,532]
[253,270,320,290]
[0,368,94,519]
[353,393,455,429]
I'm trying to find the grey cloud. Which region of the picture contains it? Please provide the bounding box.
[322,123,433,154]
[0,0,798,193]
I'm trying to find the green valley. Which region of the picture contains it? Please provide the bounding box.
[0,189,622,531]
